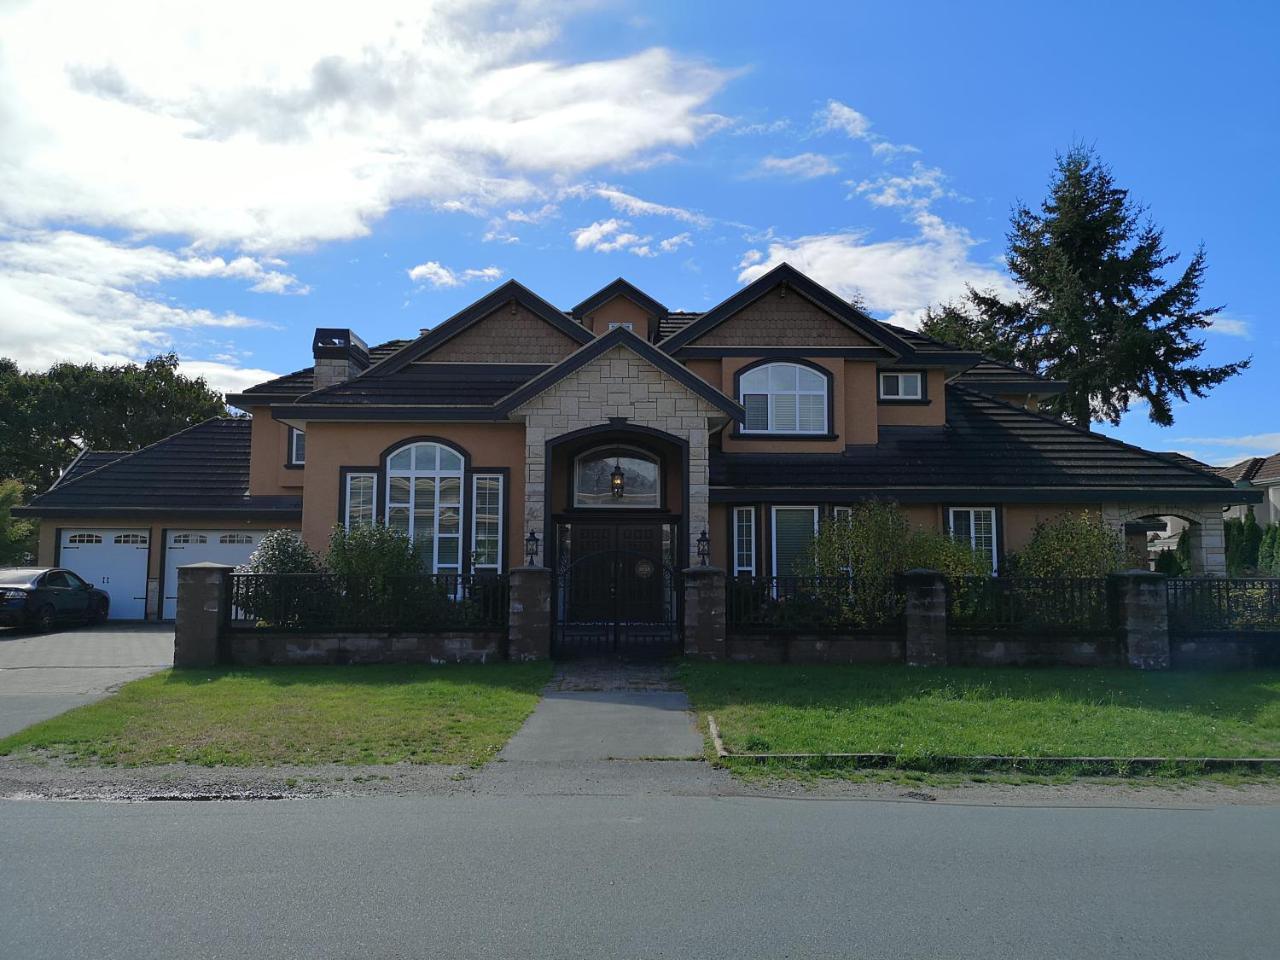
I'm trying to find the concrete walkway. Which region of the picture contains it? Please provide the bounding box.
[0,624,173,738]
[500,662,704,761]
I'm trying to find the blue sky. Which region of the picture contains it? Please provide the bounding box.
[1,0,1275,465]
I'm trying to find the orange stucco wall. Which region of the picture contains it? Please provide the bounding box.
[876,369,948,426]
[584,296,655,340]
[718,356,848,454]
[248,406,302,494]
[300,420,527,564]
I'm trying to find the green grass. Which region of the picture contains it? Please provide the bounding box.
[0,663,552,767]
[678,663,1280,769]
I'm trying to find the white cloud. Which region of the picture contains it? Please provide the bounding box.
[871,140,921,159]
[851,162,952,210]
[572,219,627,250]
[658,233,693,253]
[1208,316,1251,337]
[0,230,280,372]
[588,186,710,226]
[736,213,1019,326]
[1175,433,1280,452]
[407,261,503,288]
[753,153,840,179]
[731,118,791,136]
[0,2,728,253]
[181,360,284,399]
[818,100,872,139]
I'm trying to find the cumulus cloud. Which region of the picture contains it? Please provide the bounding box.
[658,233,693,253]
[737,213,1018,326]
[1208,316,1251,337]
[818,98,916,161]
[851,162,953,210]
[181,360,286,399]
[407,261,503,288]
[588,186,710,226]
[752,153,840,179]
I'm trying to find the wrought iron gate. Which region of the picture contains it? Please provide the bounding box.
[552,549,682,659]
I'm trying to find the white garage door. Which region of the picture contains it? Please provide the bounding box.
[58,528,150,620]
[162,530,268,620]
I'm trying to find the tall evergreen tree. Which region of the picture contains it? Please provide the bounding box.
[919,147,1248,426]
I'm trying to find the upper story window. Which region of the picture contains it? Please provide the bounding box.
[607,322,634,332]
[879,371,923,401]
[288,427,306,465]
[574,445,660,509]
[739,362,828,434]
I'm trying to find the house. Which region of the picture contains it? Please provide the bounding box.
[16,264,1258,634]
[1219,454,1280,525]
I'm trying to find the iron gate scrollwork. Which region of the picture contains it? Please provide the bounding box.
[552,549,682,659]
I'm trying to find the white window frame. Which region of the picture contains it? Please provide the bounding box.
[732,507,756,576]
[471,474,504,573]
[878,371,923,401]
[288,427,306,465]
[739,362,829,435]
[384,442,466,575]
[607,321,634,332]
[949,506,999,574]
[770,506,819,578]
[344,472,377,529]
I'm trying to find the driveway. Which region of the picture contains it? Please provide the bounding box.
[0,624,173,738]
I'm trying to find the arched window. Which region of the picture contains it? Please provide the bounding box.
[219,533,253,545]
[573,445,660,509]
[738,362,828,434]
[172,534,207,545]
[113,533,148,545]
[385,441,465,573]
[67,533,102,544]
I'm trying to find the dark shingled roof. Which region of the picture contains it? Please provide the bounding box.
[54,450,130,487]
[710,387,1245,498]
[293,363,549,406]
[227,339,410,404]
[1158,452,1218,476]
[16,419,300,518]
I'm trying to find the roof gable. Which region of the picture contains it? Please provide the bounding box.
[662,263,914,355]
[571,278,668,322]
[364,280,592,377]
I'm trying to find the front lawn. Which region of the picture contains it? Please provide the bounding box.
[0,663,551,766]
[679,663,1280,768]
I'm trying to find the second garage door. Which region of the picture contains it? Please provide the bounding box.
[162,530,269,620]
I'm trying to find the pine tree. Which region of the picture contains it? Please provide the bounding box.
[923,146,1248,426]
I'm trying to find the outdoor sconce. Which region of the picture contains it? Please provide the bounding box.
[610,459,625,499]
[525,529,540,566]
[696,528,710,566]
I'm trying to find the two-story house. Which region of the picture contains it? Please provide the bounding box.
[18,264,1254,630]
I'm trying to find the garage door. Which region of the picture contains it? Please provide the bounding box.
[58,528,150,620]
[162,530,269,620]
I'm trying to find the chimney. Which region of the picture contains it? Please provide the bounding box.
[311,328,369,390]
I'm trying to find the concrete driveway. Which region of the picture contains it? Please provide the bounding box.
[0,624,173,738]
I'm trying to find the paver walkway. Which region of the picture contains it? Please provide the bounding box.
[500,661,704,761]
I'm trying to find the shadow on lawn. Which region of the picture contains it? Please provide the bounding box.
[677,663,1280,724]
[162,662,552,693]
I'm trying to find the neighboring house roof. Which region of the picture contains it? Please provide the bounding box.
[14,419,301,519]
[1256,454,1280,484]
[226,339,409,407]
[709,387,1258,504]
[52,450,130,488]
[1219,453,1280,485]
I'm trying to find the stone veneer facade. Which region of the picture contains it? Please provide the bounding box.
[510,343,729,561]
[1102,501,1227,575]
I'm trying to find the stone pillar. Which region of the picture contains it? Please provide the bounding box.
[508,566,552,661]
[902,569,948,667]
[1189,516,1227,577]
[1112,570,1170,670]
[174,562,233,667]
[683,566,726,660]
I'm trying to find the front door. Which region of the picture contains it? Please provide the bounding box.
[553,522,681,659]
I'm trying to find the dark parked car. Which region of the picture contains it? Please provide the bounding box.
[0,567,111,632]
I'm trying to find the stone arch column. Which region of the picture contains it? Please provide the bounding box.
[1102,502,1226,576]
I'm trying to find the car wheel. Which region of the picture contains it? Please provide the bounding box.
[34,605,55,633]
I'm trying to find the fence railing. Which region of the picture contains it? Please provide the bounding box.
[947,577,1114,635]
[726,575,905,633]
[226,572,509,633]
[1167,578,1280,633]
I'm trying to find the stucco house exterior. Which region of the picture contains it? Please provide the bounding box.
[17,264,1257,625]
[1219,454,1280,525]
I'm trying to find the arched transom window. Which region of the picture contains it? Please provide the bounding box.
[739,362,828,434]
[386,441,465,573]
[574,445,660,509]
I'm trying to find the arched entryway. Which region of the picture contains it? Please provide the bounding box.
[1105,503,1226,576]
[545,424,686,659]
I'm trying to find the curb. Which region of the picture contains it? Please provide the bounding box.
[704,716,1280,773]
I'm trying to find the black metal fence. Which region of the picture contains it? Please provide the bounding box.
[226,572,509,633]
[726,575,905,633]
[1167,578,1280,634]
[948,577,1114,635]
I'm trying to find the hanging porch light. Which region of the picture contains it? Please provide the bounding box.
[610,458,625,500]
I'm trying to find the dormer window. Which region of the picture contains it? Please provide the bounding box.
[879,371,923,401]
[739,362,828,434]
[607,322,634,332]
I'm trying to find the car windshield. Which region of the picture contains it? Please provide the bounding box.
[0,568,44,587]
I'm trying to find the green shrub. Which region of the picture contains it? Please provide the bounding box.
[326,523,422,583]
[1259,525,1279,575]
[1153,548,1186,576]
[237,529,322,575]
[809,501,989,580]
[1007,511,1126,578]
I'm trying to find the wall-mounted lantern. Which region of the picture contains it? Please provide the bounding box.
[525,530,540,566]
[696,528,710,566]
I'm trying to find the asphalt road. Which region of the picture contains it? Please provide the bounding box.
[3,792,1277,959]
[0,624,173,737]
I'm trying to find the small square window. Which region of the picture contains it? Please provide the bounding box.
[879,371,923,400]
[607,322,634,332]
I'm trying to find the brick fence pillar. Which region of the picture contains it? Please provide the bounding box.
[903,568,948,667]
[683,566,726,660]
[174,562,233,667]
[1112,570,1170,670]
[508,566,552,661]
